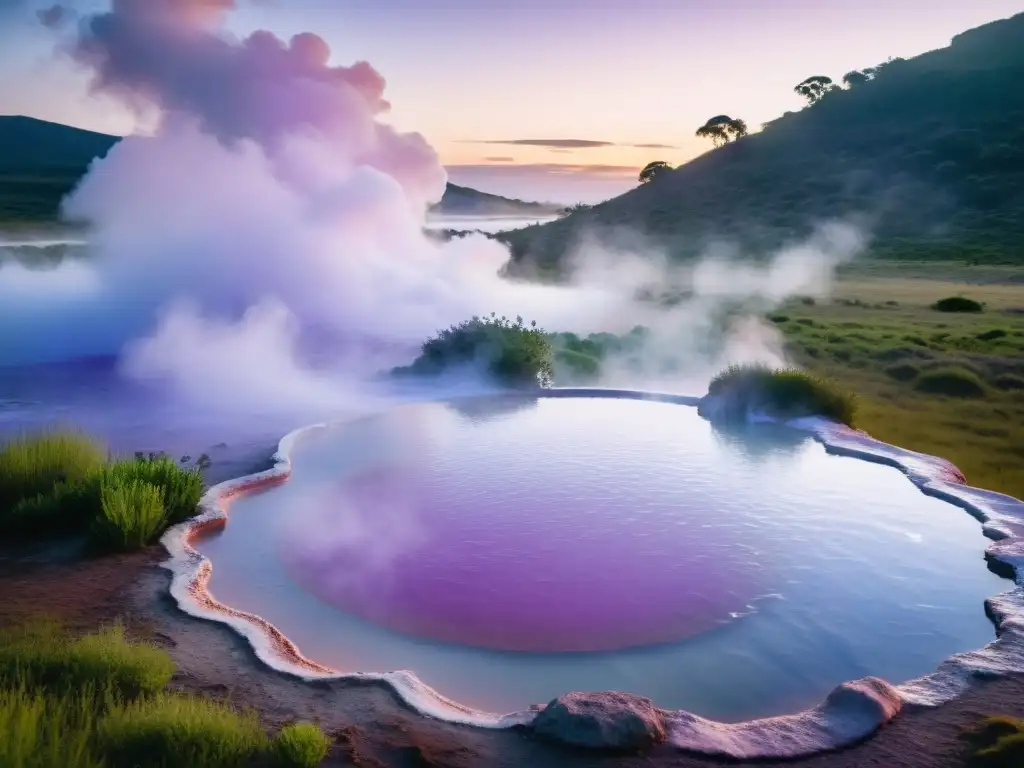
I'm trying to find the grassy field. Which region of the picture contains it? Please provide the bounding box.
[777,261,1024,499]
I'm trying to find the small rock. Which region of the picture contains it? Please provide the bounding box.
[532,691,667,751]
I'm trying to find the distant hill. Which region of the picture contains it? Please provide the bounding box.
[0,116,556,223]
[501,12,1024,274]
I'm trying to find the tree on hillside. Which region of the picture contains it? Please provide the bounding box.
[695,115,748,147]
[638,161,672,184]
[842,68,876,87]
[794,75,836,104]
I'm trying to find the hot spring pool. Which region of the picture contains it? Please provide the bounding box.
[194,394,1004,721]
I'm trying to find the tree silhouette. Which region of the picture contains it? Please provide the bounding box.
[842,68,875,88]
[695,115,748,147]
[638,160,672,184]
[794,75,836,104]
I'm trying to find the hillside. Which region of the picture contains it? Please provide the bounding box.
[0,116,554,223]
[500,12,1024,274]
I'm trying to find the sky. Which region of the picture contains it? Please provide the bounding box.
[0,0,1021,204]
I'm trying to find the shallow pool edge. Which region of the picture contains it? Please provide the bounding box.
[160,388,1024,759]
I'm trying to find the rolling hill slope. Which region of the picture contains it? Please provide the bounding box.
[500,12,1024,273]
[0,116,557,223]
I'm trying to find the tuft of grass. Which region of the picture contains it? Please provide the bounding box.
[99,457,204,525]
[0,684,101,768]
[962,715,1024,767]
[0,622,175,701]
[913,366,987,398]
[92,479,168,552]
[270,722,331,768]
[0,431,107,534]
[932,296,984,313]
[96,693,268,768]
[977,328,1009,341]
[993,373,1024,391]
[707,364,857,426]
[884,362,920,382]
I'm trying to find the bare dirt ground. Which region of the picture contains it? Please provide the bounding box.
[2,544,1023,767]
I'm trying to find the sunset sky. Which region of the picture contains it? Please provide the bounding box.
[0,0,1020,203]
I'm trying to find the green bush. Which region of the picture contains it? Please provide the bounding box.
[993,373,1024,391]
[0,684,101,768]
[913,366,987,398]
[554,348,601,381]
[963,715,1024,767]
[884,363,920,382]
[0,431,106,531]
[92,480,168,552]
[977,328,1009,341]
[932,296,984,313]
[397,314,554,387]
[707,364,857,426]
[0,622,175,701]
[99,457,203,525]
[96,694,267,768]
[270,722,331,767]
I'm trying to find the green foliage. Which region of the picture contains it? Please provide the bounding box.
[0,622,175,701]
[0,431,107,531]
[99,457,203,525]
[96,694,267,768]
[913,366,987,397]
[270,722,331,768]
[0,430,204,550]
[932,296,984,313]
[976,328,1008,340]
[0,684,101,768]
[884,362,920,381]
[92,480,168,552]
[963,715,1024,767]
[398,314,554,387]
[993,373,1024,391]
[707,364,858,425]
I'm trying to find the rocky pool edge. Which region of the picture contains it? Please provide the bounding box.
[159,387,1024,759]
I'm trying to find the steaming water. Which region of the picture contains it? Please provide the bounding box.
[195,395,1004,721]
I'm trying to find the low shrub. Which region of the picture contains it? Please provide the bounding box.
[397,314,554,387]
[884,363,920,382]
[92,479,168,552]
[932,296,984,313]
[270,722,331,768]
[99,457,203,525]
[96,694,267,768]
[962,715,1024,767]
[977,328,1009,341]
[0,622,175,701]
[768,314,789,324]
[706,364,857,426]
[993,373,1024,391]
[0,684,100,768]
[913,366,987,398]
[0,431,107,530]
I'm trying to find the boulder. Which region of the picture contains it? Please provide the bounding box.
[532,691,667,751]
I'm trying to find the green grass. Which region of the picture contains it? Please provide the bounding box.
[962,715,1024,767]
[707,364,857,426]
[0,621,175,700]
[92,479,169,552]
[0,622,329,768]
[270,722,332,768]
[0,432,204,549]
[0,430,107,532]
[96,693,268,768]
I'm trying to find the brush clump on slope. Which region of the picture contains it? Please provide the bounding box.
[703,364,857,426]
[393,314,555,387]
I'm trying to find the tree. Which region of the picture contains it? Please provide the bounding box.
[638,161,672,184]
[842,68,876,88]
[695,115,748,147]
[794,75,836,104]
